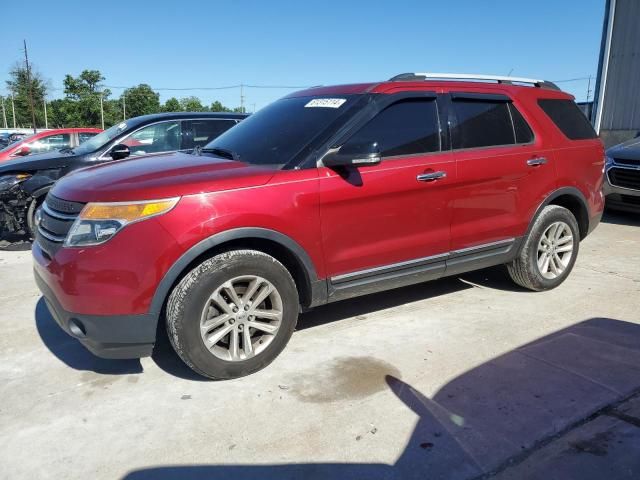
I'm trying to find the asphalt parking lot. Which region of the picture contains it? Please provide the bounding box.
[1,212,639,480]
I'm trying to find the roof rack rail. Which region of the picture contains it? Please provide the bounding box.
[389,72,560,90]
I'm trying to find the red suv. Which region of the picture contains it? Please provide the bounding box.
[33,73,605,379]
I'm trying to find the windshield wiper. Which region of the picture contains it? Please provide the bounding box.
[59,147,75,154]
[201,147,240,161]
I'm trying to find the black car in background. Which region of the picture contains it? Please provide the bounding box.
[0,112,247,236]
[604,136,640,213]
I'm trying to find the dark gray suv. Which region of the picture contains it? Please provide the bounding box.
[604,136,640,212]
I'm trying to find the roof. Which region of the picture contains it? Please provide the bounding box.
[287,77,573,100]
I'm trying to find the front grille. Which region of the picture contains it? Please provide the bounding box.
[36,194,85,258]
[621,194,640,206]
[614,157,640,167]
[608,167,640,191]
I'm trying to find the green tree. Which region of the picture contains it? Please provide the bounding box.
[210,100,231,112]
[61,70,107,127]
[5,62,48,128]
[180,96,207,112]
[163,97,182,112]
[122,84,160,118]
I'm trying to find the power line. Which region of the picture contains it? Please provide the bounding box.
[551,76,593,83]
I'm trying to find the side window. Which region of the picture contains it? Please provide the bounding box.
[343,98,441,157]
[29,134,71,154]
[78,132,98,143]
[121,121,182,156]
[537,99,597,140]
[451,100,514,149]
[509,104,534,144]
[191,120,237,148]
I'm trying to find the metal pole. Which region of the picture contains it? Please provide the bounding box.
[11,93,16,128]
[43,98,48,129]
[100,93,105,130]
[1,98,7,129]
[240,84,244,113]
[123,93,126,120]
[23,40,37,132]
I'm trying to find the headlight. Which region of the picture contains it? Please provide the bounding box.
[64,197,180,247]
[0,173,31,192]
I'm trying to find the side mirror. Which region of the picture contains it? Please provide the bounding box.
[15,145,31,157]
[110,144,131,160]
[323,141,382,168]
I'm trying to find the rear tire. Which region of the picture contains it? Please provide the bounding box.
[166,249,299,380]
[507,205,580,291]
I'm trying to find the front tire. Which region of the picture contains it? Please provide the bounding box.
[166,249,299,379]
[507,205,580,291]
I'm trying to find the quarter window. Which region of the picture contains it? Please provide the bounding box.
[344,98,441,157]
[537,99,597,140]
[451,100,515,149]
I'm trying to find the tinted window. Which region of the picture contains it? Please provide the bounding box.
[538,99,597,140]
[78,132,98,143]
[344,98,440,157]
[191,120,236,148]
[452,100,514,149]
[509,104,534,144]
[121,121,182,156]
[205,95,359,165]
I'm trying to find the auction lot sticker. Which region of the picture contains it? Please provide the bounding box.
[305,98,346,108]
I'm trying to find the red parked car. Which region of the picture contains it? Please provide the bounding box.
[0,128,102,161]
[33,73,605,379]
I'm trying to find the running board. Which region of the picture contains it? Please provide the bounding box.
[327,238,521,302]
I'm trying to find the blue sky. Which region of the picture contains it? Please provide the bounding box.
[1,0,606,111]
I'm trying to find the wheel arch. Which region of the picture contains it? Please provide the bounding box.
[149,228,327,318]
[528,187,590,240]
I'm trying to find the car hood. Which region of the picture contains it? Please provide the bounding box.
[607,137,640,161]
[0,150,77,174]
[52,151,277,203]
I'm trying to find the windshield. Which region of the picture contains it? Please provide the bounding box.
[73,121,130,155]
[203,95,359,165]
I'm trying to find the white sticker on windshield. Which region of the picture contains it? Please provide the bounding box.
[305,98,346,109]
[117,122,127,130]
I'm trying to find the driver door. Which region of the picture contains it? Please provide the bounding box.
[318,93,455,290]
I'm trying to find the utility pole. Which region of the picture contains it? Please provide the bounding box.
[1,97,7,129]
[123,92,126,120]
[11,93,16,128]
[100,92,105,130]
[240,83,245,113]
[43,98,48,129]
[23,40,37,132]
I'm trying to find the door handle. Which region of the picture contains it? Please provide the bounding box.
[527,157,548,166]
[417,171,447,182]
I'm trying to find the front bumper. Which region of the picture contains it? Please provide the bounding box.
[604,164,640,213]
[34,261,157,359]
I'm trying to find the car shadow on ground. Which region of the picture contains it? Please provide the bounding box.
[122,317,640,480]
[602,209,640,227]
[34,298,143,375]
[32,265,539,380]
[0,231,31,251]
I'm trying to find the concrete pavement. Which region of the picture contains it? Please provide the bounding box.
[1,212,639,479]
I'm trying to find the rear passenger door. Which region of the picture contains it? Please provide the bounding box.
[447,92,556,251]
[182,119,238,151]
